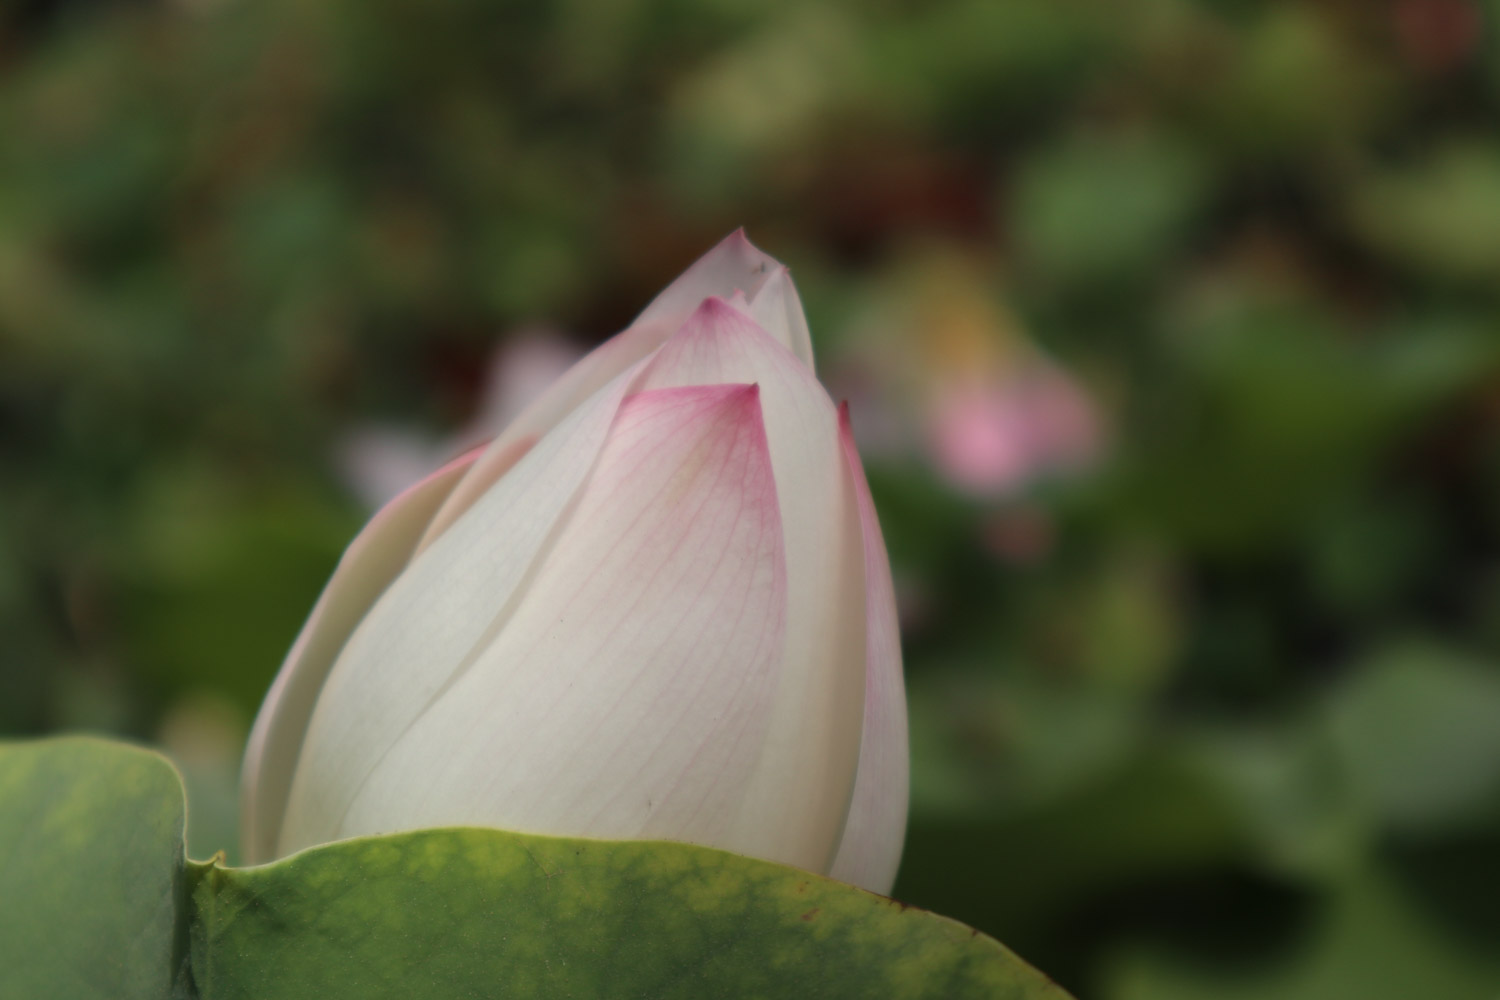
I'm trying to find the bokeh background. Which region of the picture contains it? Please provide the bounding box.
[5,0,1500,995]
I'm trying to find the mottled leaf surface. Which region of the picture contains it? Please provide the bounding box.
[191,827,1066,1000]
[0,737,188,1000]
[1,738,1069,1000]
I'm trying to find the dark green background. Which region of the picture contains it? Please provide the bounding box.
[4,1,1500,996]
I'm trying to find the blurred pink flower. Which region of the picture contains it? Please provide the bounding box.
[928,366,1099,497]
[827,249,1104,500]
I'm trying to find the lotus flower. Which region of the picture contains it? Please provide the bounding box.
[241,232,909,894]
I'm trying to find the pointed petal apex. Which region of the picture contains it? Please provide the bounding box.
[633,231,786,336]
[747,266,816,371]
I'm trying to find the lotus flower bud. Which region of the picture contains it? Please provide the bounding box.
[241,232,909,894]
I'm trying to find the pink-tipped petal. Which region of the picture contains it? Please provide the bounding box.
[275,364,641,857]
[329,385,790,856]
[829,404,910,895]
[416,231,795,549]
[240,445,484,863]
[635,299,867,874]
[632,229,791,344]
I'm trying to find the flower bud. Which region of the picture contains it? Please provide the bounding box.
[241,232,909,894]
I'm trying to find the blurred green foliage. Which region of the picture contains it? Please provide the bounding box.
[4,0,1500,996]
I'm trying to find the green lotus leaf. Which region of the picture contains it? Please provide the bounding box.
[0,737,1070,999]
[0,737,190,1000]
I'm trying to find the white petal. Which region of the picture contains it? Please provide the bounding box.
[332,384,789,855]
[635,298,866,874]
[828,405,910,895]
[633,229,794,349]
[746,266,816,371]
[275,364,641,857]
[416,230,794,550]
[239,446,482,864]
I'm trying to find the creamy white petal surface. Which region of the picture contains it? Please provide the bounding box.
[240,446,481,864]
[828,405,910,894]
[278,369,638,855]
[634,299,865,873]
[336,384,786,847]
[245,232,908,894]
[745,266,815,369]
